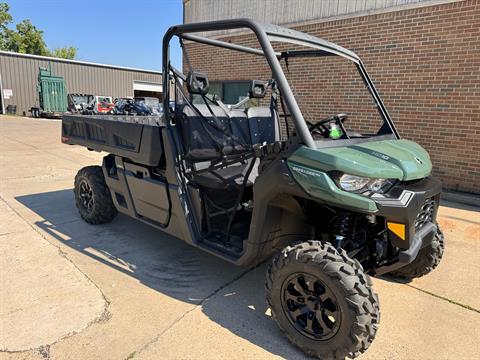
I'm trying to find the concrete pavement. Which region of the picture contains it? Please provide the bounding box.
[1,116,479,360]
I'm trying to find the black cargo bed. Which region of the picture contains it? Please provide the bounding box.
[62,114,166,166]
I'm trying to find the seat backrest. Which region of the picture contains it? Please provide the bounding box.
[227,109,251,153]
[177,103,230,162]
[246,107,280,145]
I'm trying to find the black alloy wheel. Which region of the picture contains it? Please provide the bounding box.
[79,179,94,213]
[282,272,341,341]
[266,241,380,359]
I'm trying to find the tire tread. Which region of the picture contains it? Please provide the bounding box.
[74,166,117,224]
[390,226,445,280]
[266,241,380,360]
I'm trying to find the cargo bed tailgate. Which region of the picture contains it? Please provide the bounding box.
[62,114,165,166]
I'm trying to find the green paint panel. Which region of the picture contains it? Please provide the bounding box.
[289,139,432,181]
[287,162,378,213]
[287,139,432,211]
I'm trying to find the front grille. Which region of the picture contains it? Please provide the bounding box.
[415,198,436,231]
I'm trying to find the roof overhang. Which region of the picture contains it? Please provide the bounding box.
[0,50,162,75]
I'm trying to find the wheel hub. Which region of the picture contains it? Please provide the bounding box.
[79,180,94,212]
[281,273,341,341]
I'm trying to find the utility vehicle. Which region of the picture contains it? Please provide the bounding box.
[62,19,444,360]
[83,95,115,114]
[112,97,152,116]
[67,94,94,113]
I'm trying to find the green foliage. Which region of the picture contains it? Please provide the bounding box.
[49,46,76,60]
[0,2,77,59]
[0,2,12,49]
[7,19,49,55]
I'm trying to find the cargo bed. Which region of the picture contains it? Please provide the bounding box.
[62,114,165,166]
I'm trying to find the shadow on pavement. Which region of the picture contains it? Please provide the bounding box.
[15,189,307,359]
[440,199,480,213]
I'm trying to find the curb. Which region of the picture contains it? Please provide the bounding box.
[441,190,480,209]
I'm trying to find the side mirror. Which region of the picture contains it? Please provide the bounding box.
[249,80,267,98]
[186,71,209,94]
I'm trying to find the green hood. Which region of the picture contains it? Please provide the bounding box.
[288,139,432,181]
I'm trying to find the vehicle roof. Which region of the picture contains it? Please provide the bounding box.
[258,20,360,61]
[178,18,360,62]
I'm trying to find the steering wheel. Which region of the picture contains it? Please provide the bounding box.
[308,113,348,136]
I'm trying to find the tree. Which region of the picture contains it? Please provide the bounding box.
[0,2,77,59]
[7,19,49,55]
[0,2,12,49]
[49,46,76,60]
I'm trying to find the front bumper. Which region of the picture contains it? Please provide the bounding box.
[374,222,437,275]
[371,176,442,275]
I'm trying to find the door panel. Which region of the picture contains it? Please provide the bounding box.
[124,162,170,225]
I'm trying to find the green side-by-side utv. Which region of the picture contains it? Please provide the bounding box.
[62,19,444,359]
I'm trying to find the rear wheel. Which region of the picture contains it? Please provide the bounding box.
[74,166,117,224]
[390,226,444,280]
[266,241,379,360]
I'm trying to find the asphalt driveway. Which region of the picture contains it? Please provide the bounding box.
[1,116,479,360]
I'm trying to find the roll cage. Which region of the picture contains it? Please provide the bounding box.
[162,18,400,147]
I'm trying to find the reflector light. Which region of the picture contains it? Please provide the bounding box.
[387,222,406,240]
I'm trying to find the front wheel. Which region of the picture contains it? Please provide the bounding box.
[266,241,380,360]
[390,225,445,281]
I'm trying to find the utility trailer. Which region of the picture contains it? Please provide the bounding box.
[62,19,445,360]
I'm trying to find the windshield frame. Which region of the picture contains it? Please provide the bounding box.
[162,18,400,148]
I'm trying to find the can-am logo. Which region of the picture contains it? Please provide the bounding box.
[371,151,390,161]
[291,166,321,177]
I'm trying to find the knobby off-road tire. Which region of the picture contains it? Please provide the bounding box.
[74,166,117,224]
[266,241,380,360]
[390,226,445,280]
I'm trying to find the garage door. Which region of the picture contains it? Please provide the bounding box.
[133,81,162,93]
[133,81,162,100]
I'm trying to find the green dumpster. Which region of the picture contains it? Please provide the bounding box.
[38,63,67,114]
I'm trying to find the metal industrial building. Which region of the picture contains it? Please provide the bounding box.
[0,50,162,116]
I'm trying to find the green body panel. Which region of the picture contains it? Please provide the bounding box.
[287,163,378,212]
[287,139,432,212]
[38,65,68,113]
[289,139,432,181]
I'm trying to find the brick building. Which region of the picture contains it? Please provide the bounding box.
[182,0,479,194]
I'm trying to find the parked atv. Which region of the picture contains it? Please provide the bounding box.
[62,19,444,360]
[112,97,152,115]
[82,95,115,114]
[67,94,94,113]
[135,97,163,115]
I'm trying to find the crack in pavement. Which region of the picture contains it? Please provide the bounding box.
[0,194,111,354]
[406,284,480,314]
[382,275,480,314]
[4,135,98,166]
[0,229,31,237]
[126,261,267,360]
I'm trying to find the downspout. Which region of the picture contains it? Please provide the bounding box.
[0,70,5,114]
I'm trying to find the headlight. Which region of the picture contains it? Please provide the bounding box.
[335,173,395,194]
[338,174,370,192]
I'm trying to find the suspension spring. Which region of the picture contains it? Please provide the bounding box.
[331,213,354,249]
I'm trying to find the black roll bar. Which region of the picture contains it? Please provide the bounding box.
[182,34,280,58]
[162,18,399,148]
[162,18,317,148]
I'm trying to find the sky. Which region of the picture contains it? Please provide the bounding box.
[6,0,183,71]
